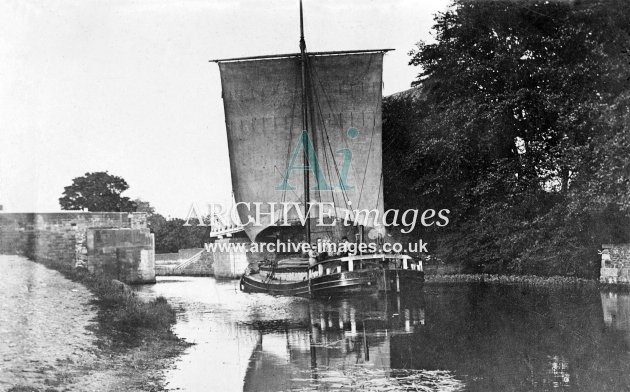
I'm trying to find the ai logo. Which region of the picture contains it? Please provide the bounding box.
[275,127,359,191]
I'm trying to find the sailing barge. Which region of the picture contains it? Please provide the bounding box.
[214,1,424,297]
[239,253,424,298]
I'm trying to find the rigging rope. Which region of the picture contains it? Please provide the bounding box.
[280,67,302,207]
[306,60,353,219]
[307,56,382,217]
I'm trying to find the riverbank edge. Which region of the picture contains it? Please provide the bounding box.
[424,273,630,290]
[425,273,594,286]
[10,255,191,392]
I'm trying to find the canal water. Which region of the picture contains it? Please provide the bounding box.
[136,277,630,392]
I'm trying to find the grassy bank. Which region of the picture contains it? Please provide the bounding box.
[34,258,181,342]
[425,273,597,288]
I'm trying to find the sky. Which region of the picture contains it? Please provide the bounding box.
[0,0,451,218]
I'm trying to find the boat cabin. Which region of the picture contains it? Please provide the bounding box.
[308,254,422,278]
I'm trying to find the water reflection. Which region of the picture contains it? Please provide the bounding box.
[601,291,630,346]
[136,278,630,392]
[241,295,452,391]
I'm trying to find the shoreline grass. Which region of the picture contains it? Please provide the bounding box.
[425,272,598,288]
[28,255,183,343]
[424,273,630,292]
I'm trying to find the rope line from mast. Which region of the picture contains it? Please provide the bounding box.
[308,63,362,185]
[280,67,302,207]
[306,59,354,219]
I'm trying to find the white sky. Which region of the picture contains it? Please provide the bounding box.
[0,0,450,218]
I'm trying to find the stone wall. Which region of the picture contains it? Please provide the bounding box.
[87,228,155,283]
[600,244,630,284]
[155,253,179,263]
[0,212,155,284]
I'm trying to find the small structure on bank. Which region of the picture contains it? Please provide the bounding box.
[600,244,630,284]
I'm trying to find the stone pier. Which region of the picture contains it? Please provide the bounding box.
[0,212,155,284]
[600,244,630,284]
[212,238,250,279]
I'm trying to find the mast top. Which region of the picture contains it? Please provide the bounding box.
[299,0,306,53]
[211,1,393,63]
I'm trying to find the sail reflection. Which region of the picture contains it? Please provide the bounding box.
[243,295,464,392]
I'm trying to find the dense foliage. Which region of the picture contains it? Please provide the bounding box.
[383,0,630,278]
[148,214,211,254]
[130,199,210,253]
[131,199,209,253]
[59,171,137,212]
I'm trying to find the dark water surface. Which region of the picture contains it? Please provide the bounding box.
[135,277,630,392]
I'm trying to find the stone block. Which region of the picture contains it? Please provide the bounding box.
[600,245,630,284]
[87,228,155,284]
[211,238,250,279]
[601,267,620,283]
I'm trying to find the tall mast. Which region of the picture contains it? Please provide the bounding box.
[299,0,311,245]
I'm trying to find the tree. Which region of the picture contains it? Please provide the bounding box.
[59,171,137,212]
[150,215,211,253]
[383,0,630,277]
[134,198,156,215]
[131,199,211,253]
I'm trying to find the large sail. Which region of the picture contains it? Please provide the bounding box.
[218,51,385,241]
